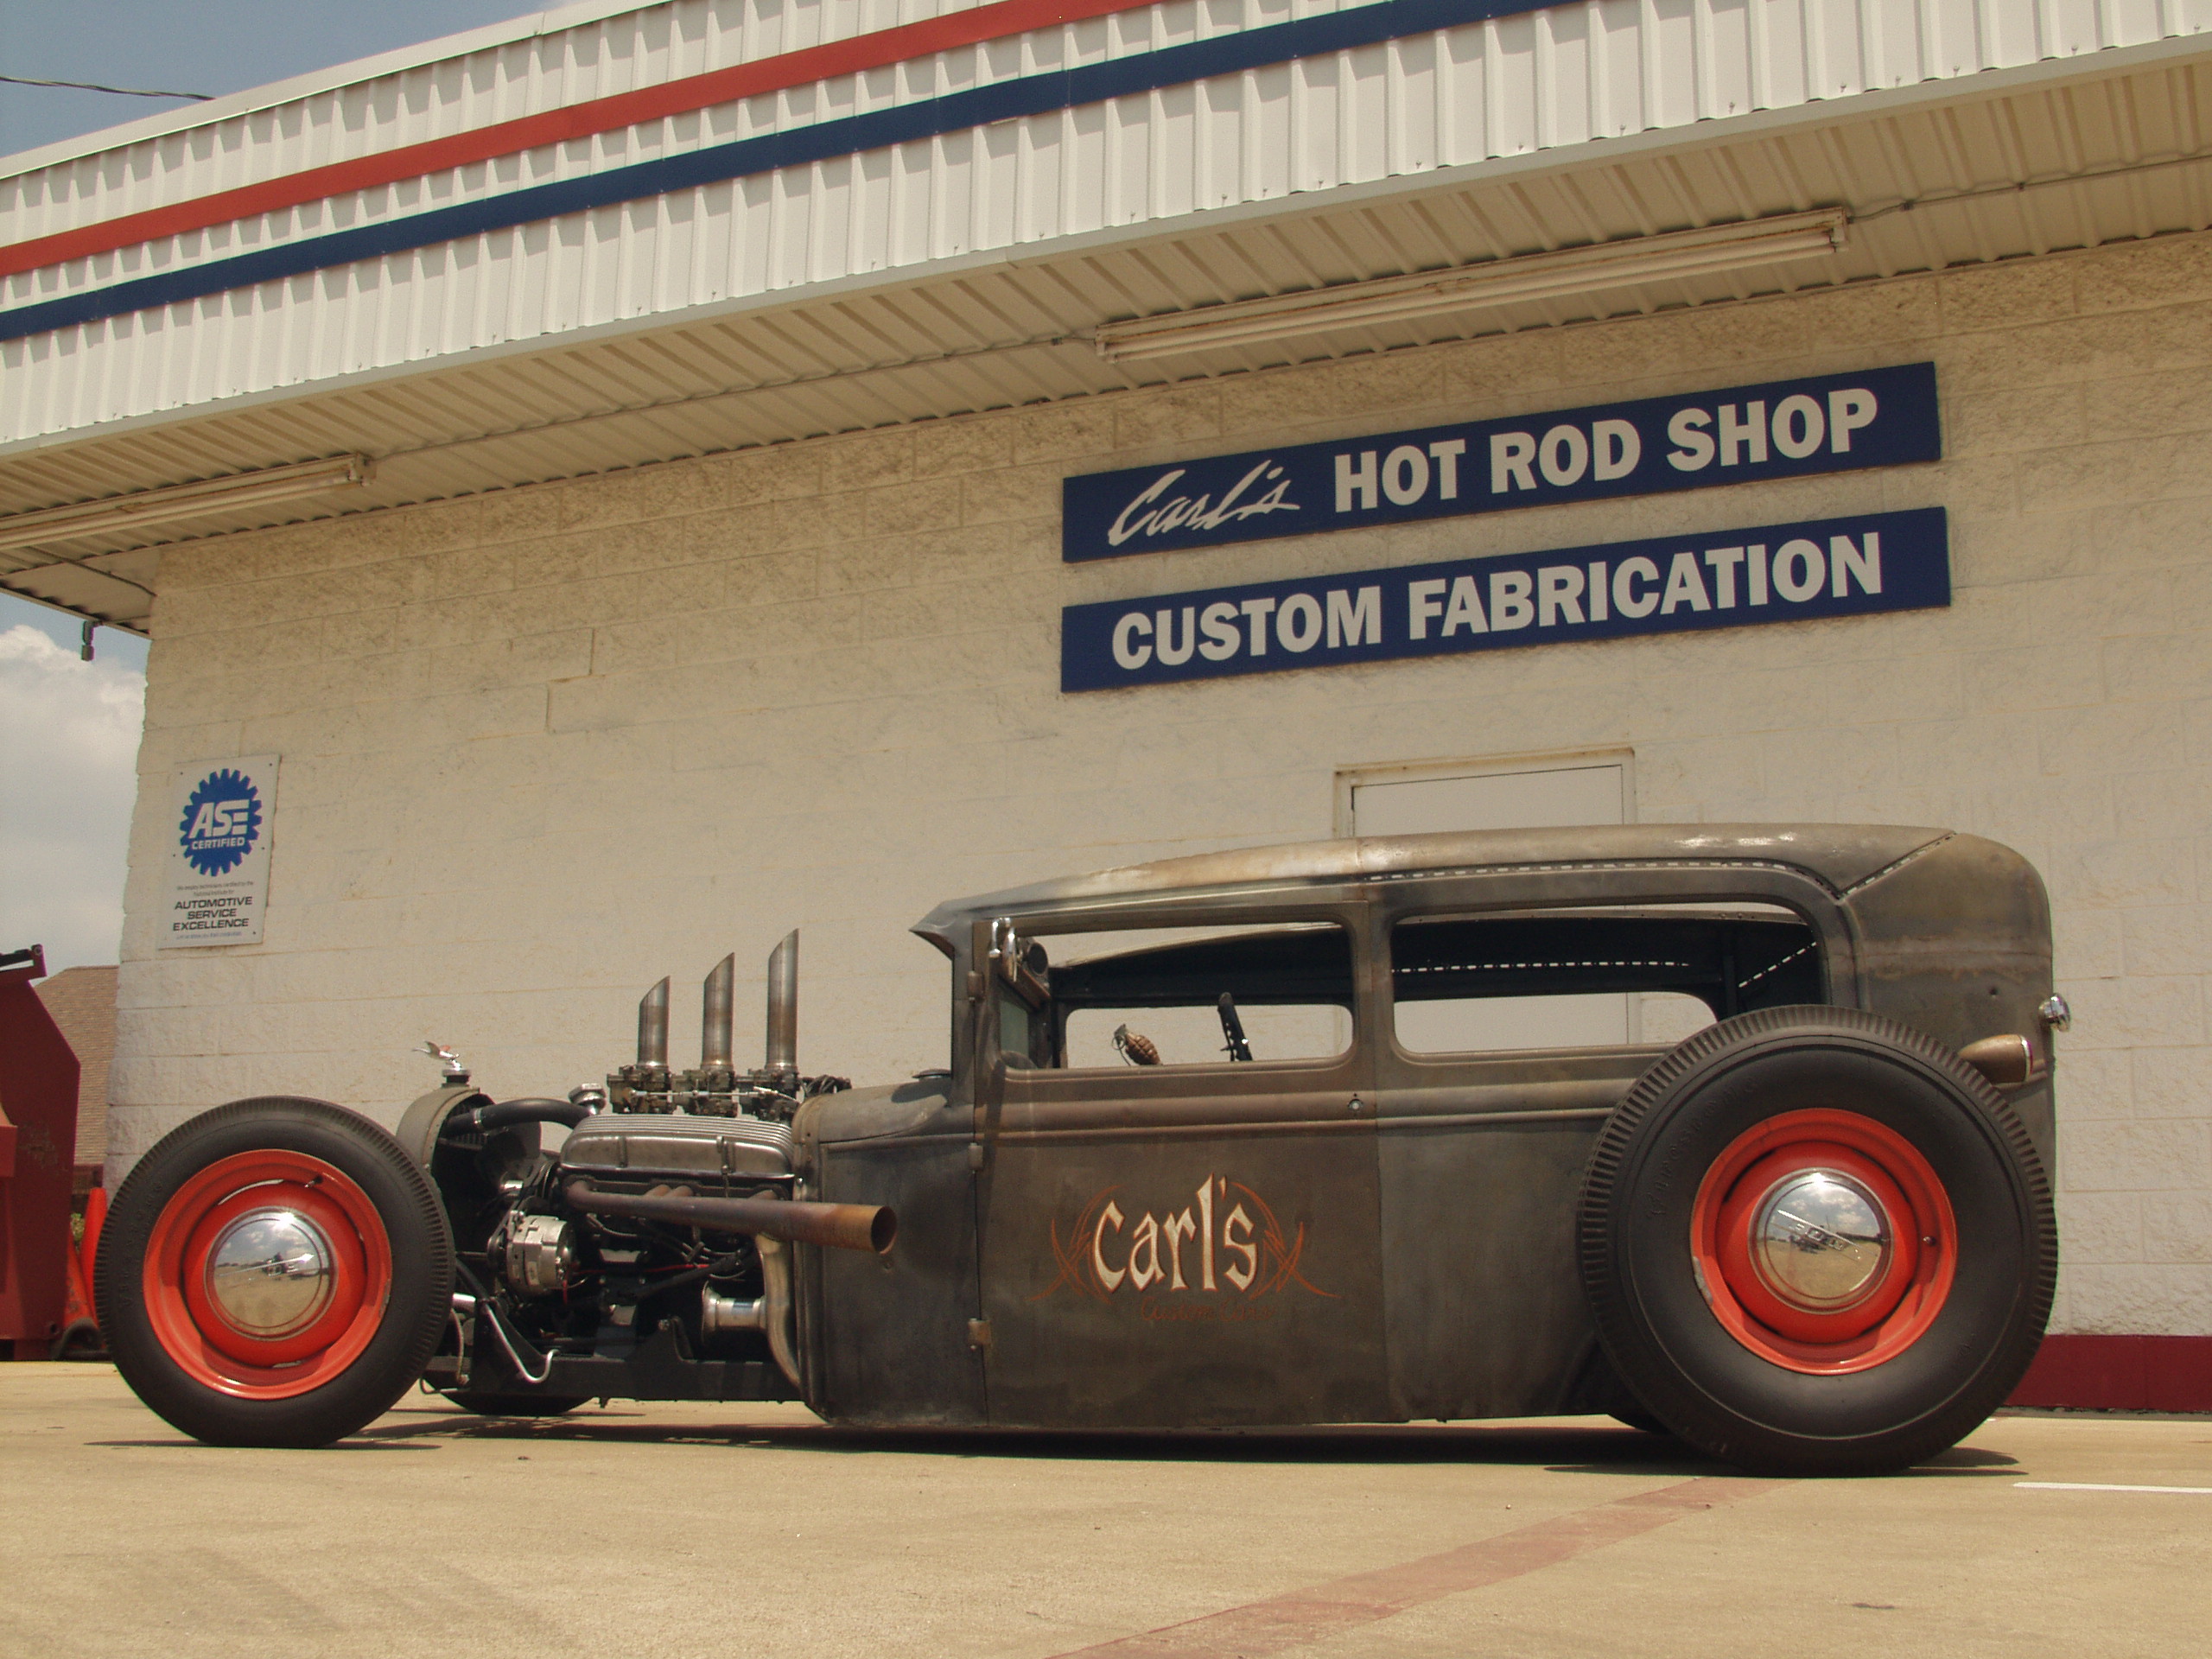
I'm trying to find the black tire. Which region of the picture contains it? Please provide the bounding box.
[1610,1406,1670,1435]
[96,1097,454,1448]
[1579,1007,2055,1478]
[444,1390,590,1418]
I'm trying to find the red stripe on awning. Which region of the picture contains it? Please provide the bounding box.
[0,0,1157,280]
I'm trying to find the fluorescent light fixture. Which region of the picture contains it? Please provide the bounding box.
[1094,210,1850,363]
[0,454,372,554]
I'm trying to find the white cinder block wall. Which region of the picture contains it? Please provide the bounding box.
[115,228,2212,1339]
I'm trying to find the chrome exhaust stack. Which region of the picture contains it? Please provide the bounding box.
[764,929,799,1089]
[702,953,736,1084]
[601,931,838,1117]
[635,976,671,1092]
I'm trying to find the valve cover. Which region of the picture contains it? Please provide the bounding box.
[559,1111,795,1185]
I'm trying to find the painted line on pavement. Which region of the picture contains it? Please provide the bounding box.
[2015,1482,2212,1494]
[1051,1476,1781,1658]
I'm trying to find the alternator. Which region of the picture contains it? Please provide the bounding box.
[501,1213,575,1297]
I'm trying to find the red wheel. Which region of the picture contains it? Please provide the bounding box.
[141,1150,394,1399]
[1580,1007,2053,1477]
[1690,1109,1957,1373]
[99,1098,452,1446]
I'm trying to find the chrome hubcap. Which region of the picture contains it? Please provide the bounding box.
[1749,1170,1892,1312]
[205,1208,336,1338]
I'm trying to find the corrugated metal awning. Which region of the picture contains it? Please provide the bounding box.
[3,29,2208,630]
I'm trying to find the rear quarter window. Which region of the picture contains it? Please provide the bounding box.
[1390,906,1822,1055]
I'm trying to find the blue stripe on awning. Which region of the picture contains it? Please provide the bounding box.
[1,0,1553,345]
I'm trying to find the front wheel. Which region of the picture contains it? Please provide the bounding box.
[1578,1007,2055,1478]
[97,1097,454,1447]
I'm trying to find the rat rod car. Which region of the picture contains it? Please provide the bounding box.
[99,824,2060,1477]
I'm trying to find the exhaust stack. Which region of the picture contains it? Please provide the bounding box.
[636,976,671,1083]
[702,954,735,1071]
[765,930,798,1078]
[602,938,836,1117]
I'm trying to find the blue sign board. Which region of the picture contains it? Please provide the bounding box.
[1062,363,1941,563]
[1061,508,1948,692]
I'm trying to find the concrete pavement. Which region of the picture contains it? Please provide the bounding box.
[3,1363,2208,1658]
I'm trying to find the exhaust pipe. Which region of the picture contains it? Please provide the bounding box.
[702,954,735,1071]
[564,1179,894,1255]
[765,930,798,1077]
[637,976,670,1071]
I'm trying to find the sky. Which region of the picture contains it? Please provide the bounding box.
[1,620,145,971]
[1,3,563,969]
[1,1,556,158]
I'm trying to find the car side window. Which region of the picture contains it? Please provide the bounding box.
[1389,906,1822,1056]
[1014,919,1356,1070]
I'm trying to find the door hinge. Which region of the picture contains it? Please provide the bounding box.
[967,1318,994,1351]
[967,1141,986,1171]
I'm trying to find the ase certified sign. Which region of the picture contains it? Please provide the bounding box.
[1060,508,1948,692]
[160,753,279,948]
[1061,363,1940,563]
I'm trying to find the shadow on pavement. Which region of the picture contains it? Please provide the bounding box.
[89,1437,441,1450]
[334,1404,2020,1477]
[86,1411,2021,1474]
[356,1410,1722,1466]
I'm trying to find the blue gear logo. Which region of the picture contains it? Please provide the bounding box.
[179,768,263,877]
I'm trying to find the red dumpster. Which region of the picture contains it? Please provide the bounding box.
[0,946,81,1358]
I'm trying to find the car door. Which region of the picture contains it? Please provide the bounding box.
[969,897,1387,1428]
[1370,865,1853,1421]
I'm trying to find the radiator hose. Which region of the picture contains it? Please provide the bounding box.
[445,1096,597,1135]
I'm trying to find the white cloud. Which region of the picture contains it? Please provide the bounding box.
[0,626,146,971]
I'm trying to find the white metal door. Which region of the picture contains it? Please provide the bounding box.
[1349,761,1629,1051]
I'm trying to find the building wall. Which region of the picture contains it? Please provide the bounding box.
[114,226,2212,1338]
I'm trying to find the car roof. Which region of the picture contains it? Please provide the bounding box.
[915,823,1952,944]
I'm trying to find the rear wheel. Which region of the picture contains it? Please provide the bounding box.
[97,1097,453,1447]
[1579,1007,2054,1477]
